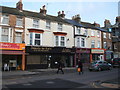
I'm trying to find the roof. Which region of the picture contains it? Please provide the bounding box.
[65,19,83,27]
[0,6,70,25]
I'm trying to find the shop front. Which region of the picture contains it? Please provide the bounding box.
[74,48,91,67]
[90,48,105,62]
[105,50,113,63]
[0,42,25,71]
[25,46,75,69]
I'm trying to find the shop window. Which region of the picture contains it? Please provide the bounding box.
[1,14,9,25]
[30,32,42,46]
[16,17,23,27]
[55,36,66,47]
[33,19,39,28]
[15,32,22,43]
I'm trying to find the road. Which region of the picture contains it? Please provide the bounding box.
[2,68,119,89]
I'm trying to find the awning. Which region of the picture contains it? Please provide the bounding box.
[0,50,25,55]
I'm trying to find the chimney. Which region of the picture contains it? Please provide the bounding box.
[58,11,61,17]
[72,14,81,23]
[93,22,100,27]
[116,16,120,24]
[57,11,65,19]
[104,19,111,28]
[40,5,47,15]
[16,0,23,11]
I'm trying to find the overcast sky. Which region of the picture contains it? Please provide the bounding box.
[0,0,119,27]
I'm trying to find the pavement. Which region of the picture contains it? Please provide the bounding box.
[1,67,120,88]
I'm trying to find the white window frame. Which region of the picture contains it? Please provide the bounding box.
[15,32,22,43]
[97,41,100,48]
[103,33,106,38]
[91,30,95,36]
[109,33,111,39]
[76,37,80,47]
[1,14,9,25]
[46,21,51,30]
[81,38,85,47]
[33,19,39,28]
[1,27,12,42]
[76,27,81,35]
[16,17,23,27]
[30,32,42,46]
[97,31,100,37]
[58,23,62,31]
[91,40,95,48]
[55,36,66,47]
[103,42,107,49]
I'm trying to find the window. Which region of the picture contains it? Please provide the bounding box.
[76,27,81,34]
[84,29,88,36]
[103,33,106,38]
[33,19,39,28]
[97,31,100,37]
[1,27,13,42]
[30,33,42,46]
[91,40,95,48]
[109,33,111,39]
[81,38,85,47]
[58,23,62,31]
[16,17,23,27]
[15,33,22,43]
[55,36,66,47]
[97,41,100,48]
[46,21,51,29]
[77,37,80,47]
[1,28,9,42]
[2,15,9,25]
[103,42,107,49]
[91,30,95,36]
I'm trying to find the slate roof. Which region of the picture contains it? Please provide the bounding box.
[65,19,83,27]
[0,6,70,25]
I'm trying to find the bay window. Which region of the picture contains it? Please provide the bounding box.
[55,36,66,47]
[30,33,42,46]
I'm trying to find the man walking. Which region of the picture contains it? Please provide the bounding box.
[57,61,64,74]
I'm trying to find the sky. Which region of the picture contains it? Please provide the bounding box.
[0,0,119,27]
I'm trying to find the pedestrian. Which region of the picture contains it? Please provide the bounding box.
[78,60,83,75]
[4,63,9,71]
[57,61,64,74]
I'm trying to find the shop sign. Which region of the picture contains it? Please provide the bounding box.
[91,49,104,54]
[31,46,52,52]
[0,42,25,50]
[62,48,71,53]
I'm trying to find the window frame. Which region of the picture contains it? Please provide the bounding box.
[46,20,51,30]
[33,19,39,28]
[91,40,95,48]
[58,23,63,31]
[16,17,23,27]
[55,36,66,47]
[1,14,9,25]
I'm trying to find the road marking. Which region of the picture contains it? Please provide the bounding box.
[46,81,54,84]
[23,83,32,86]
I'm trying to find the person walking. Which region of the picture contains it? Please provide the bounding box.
[78,60,83,75]
[57,61,64,74]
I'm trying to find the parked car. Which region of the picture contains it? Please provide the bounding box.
[111,58,120,68]
[88,60,112,71]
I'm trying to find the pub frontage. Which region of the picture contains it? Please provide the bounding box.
[25,46,75,69]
